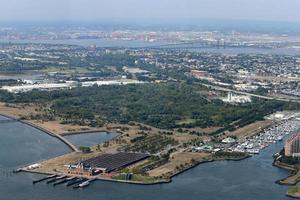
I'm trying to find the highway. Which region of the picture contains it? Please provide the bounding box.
[200,83,300,103]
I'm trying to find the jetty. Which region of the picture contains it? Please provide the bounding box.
[67,178,87,187]
[0,114,79,152]
[73,178,92,189]
[47,175,67,184]
[33,174,57,184]
[53,177,76,186]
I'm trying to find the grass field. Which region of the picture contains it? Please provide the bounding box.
[148,152,210,177]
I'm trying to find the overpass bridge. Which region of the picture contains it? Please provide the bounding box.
[201,83,300,104]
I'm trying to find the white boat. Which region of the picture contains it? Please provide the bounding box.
[66,177,76,181]
[247,149,260,154]
[79,180,90,188]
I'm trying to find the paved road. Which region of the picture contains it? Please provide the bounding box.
[201,83,300,103]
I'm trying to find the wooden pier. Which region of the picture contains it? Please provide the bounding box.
[53,177,76,186]
[33,174,57,184]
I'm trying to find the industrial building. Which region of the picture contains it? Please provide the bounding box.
[190,70,215,81]
[222,92,252,104]
[65,152,149,176]
[65,162,96,176]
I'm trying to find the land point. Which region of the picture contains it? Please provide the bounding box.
[2,103,299,187]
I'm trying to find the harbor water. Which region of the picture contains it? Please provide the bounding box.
[64,132,119,148]
[0,116,298,200]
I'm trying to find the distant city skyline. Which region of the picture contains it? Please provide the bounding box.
[1,0,300,23]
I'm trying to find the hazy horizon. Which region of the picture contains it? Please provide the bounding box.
[1,0,300,23]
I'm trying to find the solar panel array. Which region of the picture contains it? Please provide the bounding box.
[82,152,149,172]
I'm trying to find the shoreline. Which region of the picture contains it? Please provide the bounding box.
[2,112,252,186]
[0,112,264,186]
[19,169,171,185]
[60,130,117,136]
[18,154,251,186]
[167,156,251,181]
[0,114,80,152]
[286,194,300,199]
[2,113,170,185]
[274,157,300,198]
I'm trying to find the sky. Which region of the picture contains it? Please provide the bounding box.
[1,0,300,23]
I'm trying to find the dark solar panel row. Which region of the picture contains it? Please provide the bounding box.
[83,152,149,172]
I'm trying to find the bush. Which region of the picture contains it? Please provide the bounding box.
[79,146,91,153]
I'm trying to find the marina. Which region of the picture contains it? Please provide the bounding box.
[230,118,300,155]
[32,175,96,189]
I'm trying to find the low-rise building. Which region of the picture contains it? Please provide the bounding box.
[65,162,97,176]
[221,92,251,104]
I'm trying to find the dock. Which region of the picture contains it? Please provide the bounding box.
[69,178,87,188]
[53,177,75,186]
[46,175,67,184]
[13,168,23,173]
[33,174,57,184]
[32,174,94,188]
[73,178,96,189]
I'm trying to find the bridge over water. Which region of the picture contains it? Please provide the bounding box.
[144,40,227,49]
